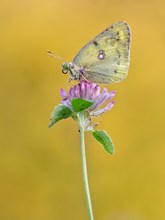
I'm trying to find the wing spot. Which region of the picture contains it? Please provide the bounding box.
[93,40,98,46]
[116,32,120,41]
[114,69,117,74]
[97,50,106,60]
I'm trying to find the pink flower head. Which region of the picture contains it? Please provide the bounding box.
[60,80,115,117]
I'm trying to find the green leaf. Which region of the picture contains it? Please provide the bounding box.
[48,104,72,128]
[92,130,115,155]
[71,98,94,112]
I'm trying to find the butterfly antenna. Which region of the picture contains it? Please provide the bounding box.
[47,50,65,61]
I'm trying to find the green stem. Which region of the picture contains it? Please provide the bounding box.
[79,126,94,220]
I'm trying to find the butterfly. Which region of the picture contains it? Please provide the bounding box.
[62,21,131,84]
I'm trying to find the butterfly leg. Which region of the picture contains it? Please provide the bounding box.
[68,77,74,82]
[77,68,89,82]
[79,72,89,83]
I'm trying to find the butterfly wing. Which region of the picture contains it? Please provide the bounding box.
[73,21,131,84]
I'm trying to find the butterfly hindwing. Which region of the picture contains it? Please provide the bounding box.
[73,21,131,84]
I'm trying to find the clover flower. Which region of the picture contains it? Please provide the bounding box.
[49,80,116,220]
[49,80,115,152]
[60,80,115,117]
[56,81,115,132]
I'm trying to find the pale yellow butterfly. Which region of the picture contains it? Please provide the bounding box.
[62,21,131,84]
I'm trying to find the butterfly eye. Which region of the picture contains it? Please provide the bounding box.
[62,62,70,74]
[62,69,68,74]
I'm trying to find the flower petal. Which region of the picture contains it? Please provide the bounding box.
[69,88,74,99]
[60,88,67,99]
[85,82,91,99]
[74,84,81,98]
[104,91,116,103]
[80,80,86,99]
[91,84,100,100]
[89,88,108,110]
[91,101,115,116]
[61,99,72,108]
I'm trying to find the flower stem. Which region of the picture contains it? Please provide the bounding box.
[79,126,94,220]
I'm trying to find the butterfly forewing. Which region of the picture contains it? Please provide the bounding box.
[73,21,131,84]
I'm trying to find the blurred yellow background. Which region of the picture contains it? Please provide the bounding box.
[1,0,165,219]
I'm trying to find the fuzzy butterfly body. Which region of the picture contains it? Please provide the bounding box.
[62,21,131,84]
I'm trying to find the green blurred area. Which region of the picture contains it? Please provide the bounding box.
[0,0,165,219]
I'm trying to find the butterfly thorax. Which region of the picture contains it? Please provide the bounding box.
[62,62,84,82]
